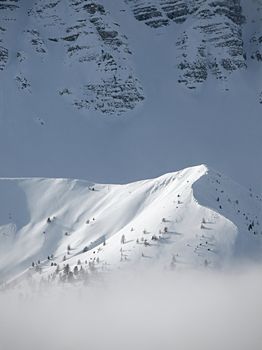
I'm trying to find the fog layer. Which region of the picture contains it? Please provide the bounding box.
[0,267,262,350]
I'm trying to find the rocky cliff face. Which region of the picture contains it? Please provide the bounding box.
[249,0,262,62]
[0,0,261,116]
[177,1,246,89]
[247,0,262,103]
[128,0,247,89]
[127,0,188,27]
[0,0,144,115]
[0,0,19,71]
[0,45,8,71]
[65,0,144,114]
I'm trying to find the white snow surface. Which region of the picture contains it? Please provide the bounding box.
[0,164,261,283]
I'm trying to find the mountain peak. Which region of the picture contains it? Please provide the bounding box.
[1,165,261,287]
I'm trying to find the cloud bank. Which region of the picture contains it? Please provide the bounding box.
[0,266,262,350]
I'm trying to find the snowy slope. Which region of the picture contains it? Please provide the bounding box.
[0,165,261,285]
[0,0,261,190]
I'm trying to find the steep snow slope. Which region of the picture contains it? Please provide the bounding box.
[0,0,261,190]
[0,165,261,285]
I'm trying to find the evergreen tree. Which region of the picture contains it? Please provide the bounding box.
[63,264,70,275]
[68,271,74,282]
[121,234,125,244]
[73,266,78,276]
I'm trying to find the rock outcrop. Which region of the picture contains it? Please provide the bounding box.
[0,0,20,70]
[0,0,144,116]
[65,0,144,115]
[128,0,189,27]
[176,0,246,89]
[129,0,247,90]
[0,46,8,71]
[0,0,261,109]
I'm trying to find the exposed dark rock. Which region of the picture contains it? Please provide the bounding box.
[249,32,262,62]
[62,33,80,42]
[0,0,19,71]
[175,1,246,88]
[55,0,145,114]
[74,75,144,115]
[128,0,247,89]
[0,4,19,11]
[26,30,47,54]
[15,74,31,92]
[0,46,8,70]
[128,0,189,27]
[161,0,188,23]
[84,3,106,15]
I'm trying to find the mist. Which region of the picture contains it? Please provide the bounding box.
[0,265,262,350]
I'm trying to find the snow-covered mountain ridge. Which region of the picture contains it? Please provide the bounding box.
[0,165,261,286]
